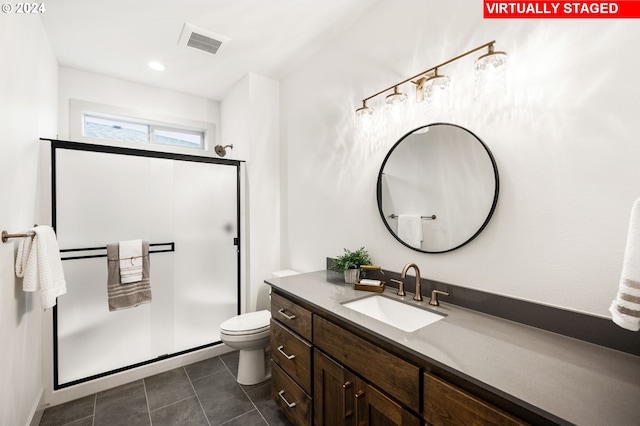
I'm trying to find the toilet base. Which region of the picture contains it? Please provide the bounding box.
[237,348,270,385]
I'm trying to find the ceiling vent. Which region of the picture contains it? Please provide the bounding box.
[178,23,230,55]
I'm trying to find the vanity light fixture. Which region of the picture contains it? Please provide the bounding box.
[355,40,507,119]
[474,44,508,99]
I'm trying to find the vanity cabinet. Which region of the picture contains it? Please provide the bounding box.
[271,289,527,426]
[271,292,313,425]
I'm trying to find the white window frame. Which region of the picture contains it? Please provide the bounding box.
[69,100,216,154]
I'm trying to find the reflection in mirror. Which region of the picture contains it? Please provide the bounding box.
[377,123,499,253]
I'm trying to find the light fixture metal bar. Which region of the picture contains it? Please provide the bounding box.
[361,40,496,103]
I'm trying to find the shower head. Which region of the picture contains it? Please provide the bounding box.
[214,144,233,157]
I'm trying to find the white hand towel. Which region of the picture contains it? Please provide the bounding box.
[610,198,640,331]
[22,226,67,309]
[398,214,423,249]
[119,239,143,284]
[15,233,33,278]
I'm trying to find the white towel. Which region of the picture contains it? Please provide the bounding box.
[398,214,423,249]
[119,239,143,284]
[21,226,67,309]
[15,233,33,278]
[610,198,640,331]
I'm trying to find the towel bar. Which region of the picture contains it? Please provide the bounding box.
[1,229,36,243]
[388,214,436,220]
[60,242,175,261]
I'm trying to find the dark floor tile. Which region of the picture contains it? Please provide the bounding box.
[246,382,294,426]
[94,380,150,426]
[192,369,254,425]
[65,417,94,426]
[220,351,239,378]
[220,409,267,426]
[144,367,194,411]
[150,396,208,426]
[39,394,95,426]
[185,356,227,381]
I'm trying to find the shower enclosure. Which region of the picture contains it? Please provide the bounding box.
[47,140,241,389]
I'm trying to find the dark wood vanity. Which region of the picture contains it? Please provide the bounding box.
[270,290,530,426]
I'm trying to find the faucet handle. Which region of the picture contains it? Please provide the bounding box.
[390,279,405,297]
[429,289,449,306]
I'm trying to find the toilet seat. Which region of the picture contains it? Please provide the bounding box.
[220,310,271,336]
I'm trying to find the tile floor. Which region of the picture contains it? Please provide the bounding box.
[39,351,294,426]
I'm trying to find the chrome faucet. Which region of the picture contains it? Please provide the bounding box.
[400,263,422,302]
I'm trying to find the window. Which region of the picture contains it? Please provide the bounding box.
[83,114,205,149]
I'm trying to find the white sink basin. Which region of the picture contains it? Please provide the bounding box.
[342,295,445,332]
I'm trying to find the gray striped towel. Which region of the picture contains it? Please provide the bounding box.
[610,198,640,331]
[107,241,151,311]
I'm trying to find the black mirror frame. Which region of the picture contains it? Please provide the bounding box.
[376,122,500,254]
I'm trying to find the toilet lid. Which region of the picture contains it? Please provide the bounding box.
[220,310,271,334]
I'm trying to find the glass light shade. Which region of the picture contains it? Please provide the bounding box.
[385,87,408,106]
[423,74,451,105]
[356,104,374,132]
[384,87,408,123]
[474,49,507,100]
[356,104,374,117]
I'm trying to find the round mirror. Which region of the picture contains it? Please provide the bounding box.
[377,123,499,253]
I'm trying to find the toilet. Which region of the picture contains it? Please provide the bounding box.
[220,310,272,385]
[220,269,300,385]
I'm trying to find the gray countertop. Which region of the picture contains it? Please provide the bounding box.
[265,271,640,426]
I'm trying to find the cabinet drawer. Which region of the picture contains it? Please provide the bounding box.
[271,319,312,394]
[271,360,312,426]
[313,315,420,412]
[271,292,313,341]
[423,373,527,426]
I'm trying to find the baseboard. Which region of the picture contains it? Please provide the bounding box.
[27,388,44,426]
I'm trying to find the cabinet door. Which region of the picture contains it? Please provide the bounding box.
[314,350,356,426]
[355,378,421,426]
[423,373,526,426]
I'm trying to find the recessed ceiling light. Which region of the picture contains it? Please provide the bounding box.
[148,61,166,71]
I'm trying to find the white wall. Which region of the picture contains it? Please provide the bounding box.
[57,66,221,149]
[281,0,640,317]
[222,73,281,312]
[0,13,58,426]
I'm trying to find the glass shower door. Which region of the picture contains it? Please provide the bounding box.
[53,144,239,387]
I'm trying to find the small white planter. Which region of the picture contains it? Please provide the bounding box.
[343,269,360,284]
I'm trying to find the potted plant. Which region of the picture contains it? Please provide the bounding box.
[330,247,372,284]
